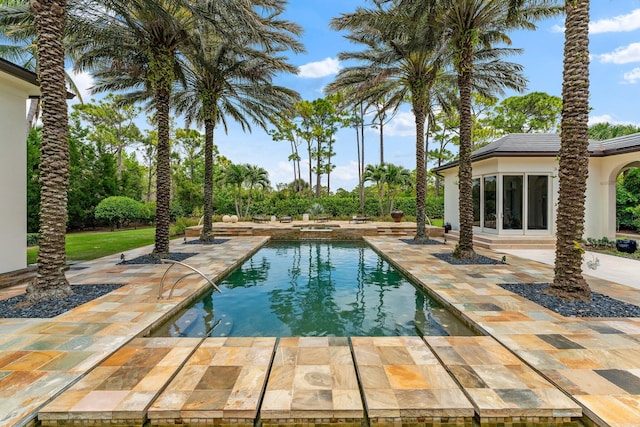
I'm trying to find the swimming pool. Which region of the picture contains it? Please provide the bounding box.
[152,240,474,337]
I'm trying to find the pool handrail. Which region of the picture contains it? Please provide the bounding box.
[158,259,221,300]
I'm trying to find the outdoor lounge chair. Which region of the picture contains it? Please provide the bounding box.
[349,216,370,224]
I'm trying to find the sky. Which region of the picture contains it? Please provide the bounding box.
[69,0,640,192]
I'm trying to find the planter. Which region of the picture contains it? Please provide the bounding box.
[390,210,404,223]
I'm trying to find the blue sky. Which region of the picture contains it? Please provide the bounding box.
[70,1,640,192]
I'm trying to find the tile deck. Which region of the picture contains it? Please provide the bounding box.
[351,336,474,426]
[2,233,640,426]
[39,337,201,426]
[149,337,276,426]
[261,337,363,426]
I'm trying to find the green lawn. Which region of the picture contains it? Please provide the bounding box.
[27,227,157,265]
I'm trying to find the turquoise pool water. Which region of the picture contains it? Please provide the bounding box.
[152,240,474,337]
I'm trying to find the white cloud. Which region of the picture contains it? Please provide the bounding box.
[588,114,613,126]
[65,68,94,104]
[298,57,341,78]
[384,112,416,137]
[590,9,640,34]
[551,9,640,35]
[623,67,640,84]
[598,42,640,64]
[588,114,640,127]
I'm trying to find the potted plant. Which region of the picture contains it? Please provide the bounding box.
[390,209,404,222]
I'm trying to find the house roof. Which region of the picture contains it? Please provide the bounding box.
[1,57,75,99]
[0,57,39,88]
[434,132,640,172]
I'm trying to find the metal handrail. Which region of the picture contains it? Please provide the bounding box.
[158,259,221,300]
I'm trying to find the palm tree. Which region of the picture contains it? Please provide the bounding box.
[548,0,591,301]
[436,0,561,258]
[174,7,302,241]
[364,163,387,216]
[23,0,73,303]
[331,1,449,242]
[384,163,412,213]
[69,0,280,257]
[224,164,248,217]
[243,165,270,217]
[0,0,85,130]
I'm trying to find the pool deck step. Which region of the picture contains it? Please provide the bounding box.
[350,336,475,426]
[260,337,364,426]
[426,336,582,425]
[38,337,202,427]
[148,337,276,426]
[37,336,582,426]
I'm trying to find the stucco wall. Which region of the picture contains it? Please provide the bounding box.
[438,153,631,240]
[0,73,37,274]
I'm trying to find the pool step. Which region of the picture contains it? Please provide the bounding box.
[38,337,202,427]
[38,336,582,426]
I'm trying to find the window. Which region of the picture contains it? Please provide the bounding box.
[483,176,496,229]
[527,175,548,230]
[472,178,480,227]
[503,176,523,230]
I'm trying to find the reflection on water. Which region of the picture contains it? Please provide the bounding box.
[152,241,475,338]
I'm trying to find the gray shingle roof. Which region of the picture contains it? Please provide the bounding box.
[0,57,39,87]
[434,132,640,172]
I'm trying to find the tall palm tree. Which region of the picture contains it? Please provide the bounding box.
[69,0,278,257]
[436,0,560,258]
[24,0,73,303]
[174,6,302,241]
[548,0,591,301]
[331,1,449,242]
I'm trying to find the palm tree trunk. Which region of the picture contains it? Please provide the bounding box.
[26,0,72,303]
[200,118,215,241]
[315,139,321,198]
[307,139,313,200]
[360,104,365,215]
[548,0,591,301]
[453,37,476,259]
[413,98,429,242]
[379,117,384,165]
[153,86,171,257]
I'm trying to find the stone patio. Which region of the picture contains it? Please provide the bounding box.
[2,231,640,426]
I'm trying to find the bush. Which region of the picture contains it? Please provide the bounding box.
[95,196,148,230]
[27,233,39,247]
[170,216,199,236]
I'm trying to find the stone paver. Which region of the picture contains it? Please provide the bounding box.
[365,236,640,427]
[261,337,364,426]
[426,335,581,424]
[0,237,268,427]
[39,337,201,426]
[149,337,276,426]
[351,336,474,426]
[1,229,640,426]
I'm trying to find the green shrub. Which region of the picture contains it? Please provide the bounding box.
[170,216,199,236]
[27,233,39,247]
[95,196,148,230]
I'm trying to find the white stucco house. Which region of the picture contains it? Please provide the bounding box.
[434,133,640,243]
[0,58,40,275]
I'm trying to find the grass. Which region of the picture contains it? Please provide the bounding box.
[27,227,158,265]
[25,218,448,265]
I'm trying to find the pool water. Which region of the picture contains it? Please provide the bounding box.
[152,240,475,337]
